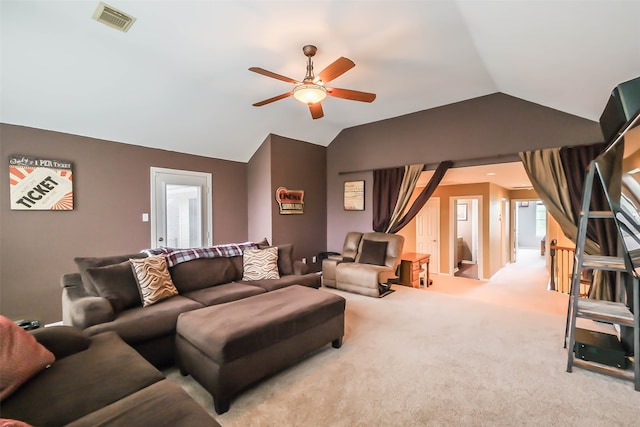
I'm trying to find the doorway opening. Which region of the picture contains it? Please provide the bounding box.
[452,196,481,280]
[512,199,546,262]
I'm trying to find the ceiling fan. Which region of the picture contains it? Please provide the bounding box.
[249,45,376,120]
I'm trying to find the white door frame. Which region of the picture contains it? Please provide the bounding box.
[150,167,212,248]
[450,195,483,278]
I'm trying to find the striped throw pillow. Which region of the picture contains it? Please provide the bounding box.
[242,247,280,281]
[129,255,178,307]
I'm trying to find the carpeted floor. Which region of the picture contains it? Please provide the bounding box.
[166,251,640,426]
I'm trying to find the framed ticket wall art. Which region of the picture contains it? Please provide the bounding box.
[9,155,74,210]
[344,180,365,211]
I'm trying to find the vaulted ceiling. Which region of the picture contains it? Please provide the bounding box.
[1,1,639,163]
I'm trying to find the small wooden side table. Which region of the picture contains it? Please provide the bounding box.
[398,253,431,288]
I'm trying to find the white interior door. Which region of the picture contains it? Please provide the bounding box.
[151,167,212,248]
[416,197,440,274]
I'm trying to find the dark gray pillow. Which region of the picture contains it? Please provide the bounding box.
[358,240,388,266]
[255,237,271,249]
[75,253,146,295]
[276,244,294,276]
[86,261,142,313]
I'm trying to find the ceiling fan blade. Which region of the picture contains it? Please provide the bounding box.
[253,92,293,107]
[316,57,355,84]
[327,87,376,103]
[249,67,299,84]
[309,102,324,120]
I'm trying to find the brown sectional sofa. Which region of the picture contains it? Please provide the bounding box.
[2,326,219,427]
[62,243,321,368]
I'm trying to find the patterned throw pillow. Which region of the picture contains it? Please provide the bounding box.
[129,255,179,307]
[0,316,55,400]
[242,247,280,281]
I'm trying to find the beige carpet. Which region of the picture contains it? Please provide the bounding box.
[166,251,640,426]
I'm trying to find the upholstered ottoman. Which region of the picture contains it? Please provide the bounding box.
[176,285,345,414]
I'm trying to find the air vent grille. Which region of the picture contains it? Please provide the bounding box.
[92,2,136,32]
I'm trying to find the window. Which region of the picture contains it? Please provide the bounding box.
[535,202,547,237]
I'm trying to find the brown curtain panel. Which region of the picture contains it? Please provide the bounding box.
[372,167,405,232]
[388,161,452,234]
[559,143,618,300]
[385,164,425,233]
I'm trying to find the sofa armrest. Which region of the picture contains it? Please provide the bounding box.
[293,260,309,275]
[61,273,115,329]
[321,257,354,288]
[31,326,90,359]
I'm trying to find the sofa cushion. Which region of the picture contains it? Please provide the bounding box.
[169,256,238,293]
[87,261,142,313]
[130,255,179,307]
[242,248,280,280]
[75,253,147,295]
[358,239,388,266]
[0,316,55,400]
[83,296,203,344]
[230,255,244,280]
[65,380,220,427]
[238,273,321,292]
[0,331,164,427]
[183,282,266,306]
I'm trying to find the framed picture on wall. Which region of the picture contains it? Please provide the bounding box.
[344,180,365,211]
[9,155,74,210]
[457,203,467,221]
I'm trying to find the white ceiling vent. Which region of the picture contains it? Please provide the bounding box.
[92,2,136,32]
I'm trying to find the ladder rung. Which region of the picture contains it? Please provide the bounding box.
[582,255,627,271]
[584,210,614,219]
[573,358,634,381]
[576,299,635,325]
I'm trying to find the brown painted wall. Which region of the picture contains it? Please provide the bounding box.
[326,93,603,252]
[270,135,326,273]
[248,135,273,243]
[0,124,248,324]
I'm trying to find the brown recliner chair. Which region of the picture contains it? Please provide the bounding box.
[322,232,363,289]
[325,232,405,297]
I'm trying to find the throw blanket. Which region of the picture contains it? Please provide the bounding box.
[142,241,258,267]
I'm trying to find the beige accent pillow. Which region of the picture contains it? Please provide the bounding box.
[0,316,55,400]
[129,255,179,307]
[242,247,280,281]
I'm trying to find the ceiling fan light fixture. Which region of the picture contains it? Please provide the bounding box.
[292,84,327,104]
